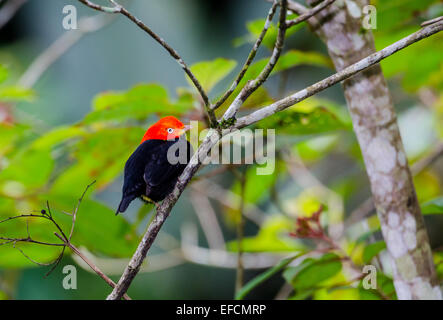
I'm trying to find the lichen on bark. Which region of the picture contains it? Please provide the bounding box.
[305,0,441,299]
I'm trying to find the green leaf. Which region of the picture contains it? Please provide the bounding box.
[288,288,316,300]
[0,65,8,84]
[0,214,66,268]
[362,241,386,264]
[0,147,54,191]
[358,272,396,300]
[283,253,342,291]
[42,195,139,257]
[272,50,333,72]
[421,197,443,215]
[188,58,237,93]
[434,251,443,281]
[250,50,332,80]
[216,50,332,111]
[134,202,155,228]
[231,165,279,204]
[0,86,35,102]
[234,15,305,50]
[227,215,304,252]
[0,243,61,268]
[0,124,29,154]
[374,0,439,31]
[83,84,191,124]
[32,126,86,150]
[375,0,443,93]
[253,98,351,136]
[235,253,304,300]
[50,127,144,195]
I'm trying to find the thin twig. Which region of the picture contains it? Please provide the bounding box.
[0,236,65,247]
[286,0,335,28]
[233,20,443,129]
[346,141,443,226]
[69,180,95,242]
[190,191,225,249]
[77,0,216,127]
[180,223,286,269]
[222,0,288,121]
[191,180,265,226]
[106,14,443,302]
[212,1,279,110]
[0,184,130,299]
[78,0,120,13]
[421,16,443,27]
[286,0,336,28]
[235,169,247,295]
[0,0,27,29]
[54,233,131,300]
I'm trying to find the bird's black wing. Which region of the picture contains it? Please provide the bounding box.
[116,140,166,214]
[143,138,193,190]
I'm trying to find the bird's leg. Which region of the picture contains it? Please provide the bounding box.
[141,194,161,209]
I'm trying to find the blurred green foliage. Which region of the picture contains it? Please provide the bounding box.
[0,0,442,300]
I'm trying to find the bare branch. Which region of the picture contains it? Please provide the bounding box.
[212,1,279,110]
[69,180,95,242]
[222,0,288,121]
[421,15,443,27]
[78,0,120,13]
[233,21,443,129]
[192,180,266,226]
[235,169,247,294]
[0,0,27,30]
[285,0,308,15]
[12,242,57,268]
[0,236,65,247]
[286,0,336,28]
[107,131,221,300]
[180,224,285,269]
[189,191,225,250]
[54,233,131,300]
[77,0,216,126]
[106,15,443,301]
[346,141,443,226]
[0,185,129,299]
[411,141,443,175]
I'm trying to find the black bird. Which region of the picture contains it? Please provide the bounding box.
[116,116,192,214]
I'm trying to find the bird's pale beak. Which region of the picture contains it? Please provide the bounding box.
[178,124,191,136]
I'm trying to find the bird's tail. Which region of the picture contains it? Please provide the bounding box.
[116,195,135,215]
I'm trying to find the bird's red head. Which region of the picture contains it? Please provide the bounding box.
[141,116,190,143]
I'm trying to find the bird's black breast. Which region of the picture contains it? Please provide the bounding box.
[122,138,193,203]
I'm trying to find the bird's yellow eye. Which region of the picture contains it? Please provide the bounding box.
[167,128,174,133]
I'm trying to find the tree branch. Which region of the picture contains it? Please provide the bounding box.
[106,14,443,301]
[222,0,288,121]
[211,0,279,110]
[54,233,131,300]
[303,0,440,299]
[77,0,216,126]
[234,169,246,294]
[233,20,443,129]
[0,0,27,30]
[286,0,336,28]
[0,184,132,300]
[346,141,443,226]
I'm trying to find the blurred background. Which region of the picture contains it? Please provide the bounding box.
[0,0,442,300]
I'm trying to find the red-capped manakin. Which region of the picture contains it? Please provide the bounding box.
[116,116,193,215]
